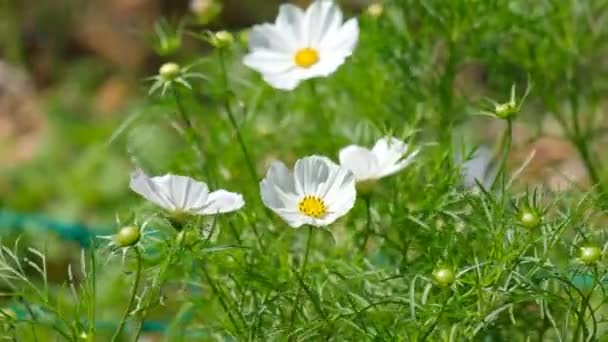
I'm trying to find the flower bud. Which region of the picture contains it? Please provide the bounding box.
[519,209,541,229]
[579,246,602,265]
[494,101,517,119]
[114,225,141,247]
[366,3,384,18]
[159,62,181,80]
[190,0,222,25]
[211,31,234,49]
[432,267,455,287]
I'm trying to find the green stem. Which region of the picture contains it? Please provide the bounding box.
[87,246,96,338]
[308,81,336,152]
[111,248,142,342]
[217,49,258,185]
[171,85,214,185]
[359,195,372,253]
[290,226,314,328]
[132,320,143,342]
[22,301,38,342]
[202,264,243,336]
[568,93,605,197]
[490,118,513,192]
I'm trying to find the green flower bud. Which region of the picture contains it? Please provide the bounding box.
[432,267,455,287]
[519,209,542,229]
[211,31,234,48]
[114,225,141,247]
[366,3,384,18]
[580,246,602,265]
[159,62,181,80]
[494,101,517,119]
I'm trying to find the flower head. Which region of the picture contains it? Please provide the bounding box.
[243,0,359,90]
[130,170,244,216]
[260,156,356,228]
[339,137,419,182]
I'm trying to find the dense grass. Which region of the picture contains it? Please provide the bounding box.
[2,0,608,340]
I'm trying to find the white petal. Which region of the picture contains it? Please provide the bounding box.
[377,148,419,179]
[372,137,412,178]
[195,190,245,215]
[338,145,380,181]
[320,167,356,223]
[301,52,347,78]
[130,170,176,211]
[260,161,299,210]
[129,171,215,213]
[249,23,297,53]
[293,155,333,196]
[171,175,211,211]
[273,208,308,228]
[261,70,302,90]
[275,4,306,46]
[304,0,343,46]
[243,49,294,75]
[320,17,359,56]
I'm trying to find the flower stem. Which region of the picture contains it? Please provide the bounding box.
[132,320,143,342]
[359,195,372,253]
[217,49,258,185]
[308,81,336,152]
[111,248,142,342]
[490,118,513,192]
[171,85,215,185]
[290,226,314,328]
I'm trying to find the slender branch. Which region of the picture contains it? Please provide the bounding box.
[490,118,513,192]
[290,226,314,327]
[359,195,373,253]
[217,49,258,185]
[111,248,142,342]
[201,263,244,336]
[171,85,214,185]
[308,81,336,152]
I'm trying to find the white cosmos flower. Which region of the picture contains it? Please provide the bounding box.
[243,0,359,90]
[260,156,356,228]
[339,137,419,182]
[130,170,244,215]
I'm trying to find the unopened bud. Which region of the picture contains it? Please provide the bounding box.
[159,62,181,80]
[114,225,141,247]
[212,31,234,48]
[366,3,384,18]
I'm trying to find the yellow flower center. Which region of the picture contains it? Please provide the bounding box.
[298,195,326,218]
[294,48,319,68]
